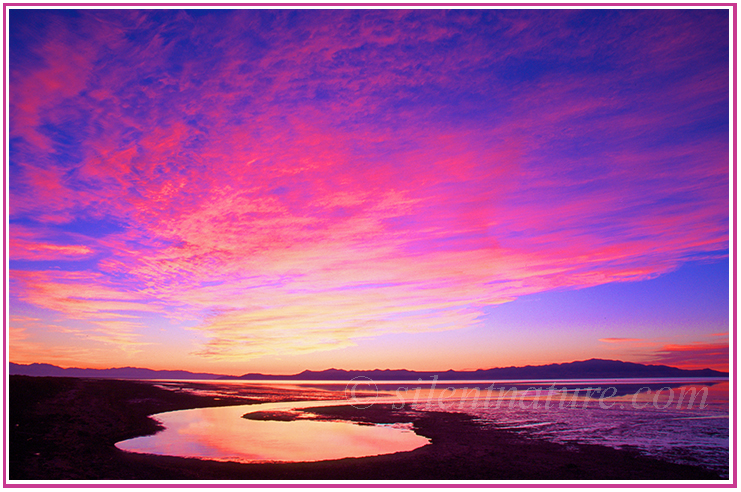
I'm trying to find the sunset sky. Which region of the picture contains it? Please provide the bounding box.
[8,8,731,375]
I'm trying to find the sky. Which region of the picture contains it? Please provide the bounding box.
[7,8,731,375]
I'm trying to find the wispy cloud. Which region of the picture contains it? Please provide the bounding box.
[599,338,645,343]
[651,342,729,371]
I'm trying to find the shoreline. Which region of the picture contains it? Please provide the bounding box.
[9,376,725,481]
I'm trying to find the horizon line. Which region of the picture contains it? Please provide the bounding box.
[8,357,730,378]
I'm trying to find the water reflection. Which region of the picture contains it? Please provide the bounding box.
[405,381,729,478]
[368,379,728,411]
[117,379,727,473]
[116,400,429,463]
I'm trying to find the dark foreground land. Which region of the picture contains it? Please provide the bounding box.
[8,376,723,481]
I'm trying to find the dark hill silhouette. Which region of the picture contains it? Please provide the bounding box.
[10,359,727,381]
[225,358,727,380]
[8,363,223,380]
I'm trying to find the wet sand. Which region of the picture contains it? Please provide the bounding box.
[9,376,723,481]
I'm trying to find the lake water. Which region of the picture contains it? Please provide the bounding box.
[116,398,429,463]
[115,378,729,476]
[402,379,729,477]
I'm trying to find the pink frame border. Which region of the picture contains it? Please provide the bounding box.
[1,3,736,488]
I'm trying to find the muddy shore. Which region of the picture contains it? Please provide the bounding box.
[8,376,723,481]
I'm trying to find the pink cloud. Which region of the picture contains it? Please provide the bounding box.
[650,342,729,372]
[10,227,94,260]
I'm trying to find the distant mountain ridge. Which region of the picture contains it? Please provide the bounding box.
[8,363,224,380]
[226,358,727,380]
[9,359,728,381]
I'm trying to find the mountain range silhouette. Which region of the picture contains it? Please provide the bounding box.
[9,359,727,380]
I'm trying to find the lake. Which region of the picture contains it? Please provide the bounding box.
[115,398,429,463]
[115,378,729,476]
